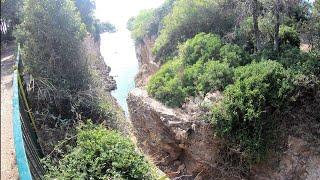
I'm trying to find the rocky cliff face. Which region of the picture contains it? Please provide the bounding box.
[128,36,320,179]
[134,36,159,87]
[251,136,320,180]
[83,35,116,91]
[127,88,223,179]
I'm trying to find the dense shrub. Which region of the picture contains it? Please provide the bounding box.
[15,0,127,155]
[212,60,291,164]
[45,123,157,179]
[179,33,222,65]
[296,52,320,76]
[279,25,300,48]
[219,44,251,67]
[182,59,205,95]
[74,0,95,33]
[197,61,233,95]
[148,33,250,107]
[147,59,186,107]
[269,46,320,74]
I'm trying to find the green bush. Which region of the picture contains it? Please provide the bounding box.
[16,0,88,90]
[179,33,222,65]
[147,59,186,107]
[197,61,233,95]
[182,60,205,95]
[274,46,320,74]
[279,25,300,48]
[212,60,290,164]
[296,52,320,76]
[45,122,157,179]
[148,33,251,106]
[219,44,251,67]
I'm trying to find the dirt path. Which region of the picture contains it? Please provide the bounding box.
[1,43,19,180]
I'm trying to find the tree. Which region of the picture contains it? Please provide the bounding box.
[15,0,87,90]
[252,0,260,53]
[153,0,236,61]
[274,0,281,52]
[73,0,95,32]
[1,0,22,41]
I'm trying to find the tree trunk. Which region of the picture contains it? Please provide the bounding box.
[252,0,260,53]
[274,0,281,53]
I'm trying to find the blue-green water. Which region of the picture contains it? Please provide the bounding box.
[96,0,164,115]
[100,29,139,115]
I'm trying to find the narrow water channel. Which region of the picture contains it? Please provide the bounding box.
[95,0,164,115]
[100,29,138,114]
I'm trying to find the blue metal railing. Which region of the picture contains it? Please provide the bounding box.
[12,44,44,180]
[12,44,33,180]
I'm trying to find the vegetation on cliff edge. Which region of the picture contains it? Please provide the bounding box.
[130,0,320,175]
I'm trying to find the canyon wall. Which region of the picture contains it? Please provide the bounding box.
[134,36,160,87]
[83,35,116,91]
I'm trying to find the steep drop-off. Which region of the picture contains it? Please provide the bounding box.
[134,36,159,87]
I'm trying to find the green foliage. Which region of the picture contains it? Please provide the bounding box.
[147,59,186,107]
[220,44,251,67]
[127,17,135,31]
[179,33,222,65]
[153,0,236,60]
[279,25,300,47]
[45,122,157,179]
[98,22,116,33]
[197,61,233,95]
[140,0,319,175]
[0,0,22,40]
[92,20,116,41]
[148,33,250,107]
[182,59,205,95]
[130,9,156,42]
[13,0,126,155]
[73,0,95,32]
[212,60,291,164]
[129,0,176,42]
[15,0,87,90]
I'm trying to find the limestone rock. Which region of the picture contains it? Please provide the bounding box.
[134,36,160,87]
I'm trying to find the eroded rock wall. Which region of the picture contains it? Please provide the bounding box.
[83,35,116,91]
[134,36,159,87]
[127,88,224,179]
